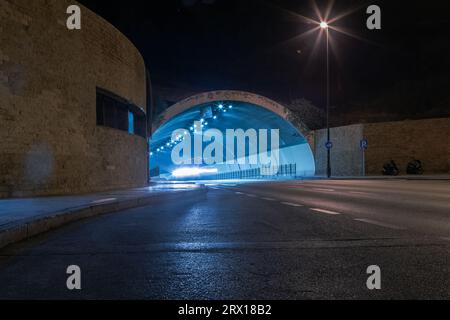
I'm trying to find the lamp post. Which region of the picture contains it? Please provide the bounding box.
[320,21,332,178]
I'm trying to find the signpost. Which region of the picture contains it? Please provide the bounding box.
[360,139,368,176]
[324,141,333,178]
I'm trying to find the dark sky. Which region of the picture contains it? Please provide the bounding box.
[79,0,450,116]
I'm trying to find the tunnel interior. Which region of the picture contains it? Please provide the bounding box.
[150,101,315,180]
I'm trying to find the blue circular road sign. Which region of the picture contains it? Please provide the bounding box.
[360,139,368,150]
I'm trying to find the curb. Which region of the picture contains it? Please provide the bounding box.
[0,187,208,250]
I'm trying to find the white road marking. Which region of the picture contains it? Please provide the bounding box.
[354,218,406,230]
[310,208,341,215]
[313,188,335,192]
[281,202,304,207]
[349,191,371,196]
[91,198,117,204]
[261,197,276,201]
[235,192,244,195]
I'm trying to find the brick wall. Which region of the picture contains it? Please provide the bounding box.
[0,0,148,197]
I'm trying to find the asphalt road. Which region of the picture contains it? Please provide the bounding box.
[0,179,449,299]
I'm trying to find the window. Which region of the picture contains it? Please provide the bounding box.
[134,112,146,138]
[128,111,134,134]
[96,88,147,138]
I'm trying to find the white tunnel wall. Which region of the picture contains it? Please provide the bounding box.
[202,143,316,178]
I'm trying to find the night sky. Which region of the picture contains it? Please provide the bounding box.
[79,0,450,118]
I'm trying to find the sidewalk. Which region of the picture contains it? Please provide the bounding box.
[0,183,207,250]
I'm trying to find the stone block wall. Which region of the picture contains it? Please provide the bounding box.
[313,118,450,176]
[314,124,364,176]
[0,0,148,197]
[364,118,450,175]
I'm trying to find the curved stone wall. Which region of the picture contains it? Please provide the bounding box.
[0,0,148,197]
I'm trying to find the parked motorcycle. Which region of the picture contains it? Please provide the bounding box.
[382,160,400,176]
[406,159,424,175]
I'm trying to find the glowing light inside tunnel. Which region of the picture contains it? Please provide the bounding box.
[150,100,316,180]
[172,167,219,178]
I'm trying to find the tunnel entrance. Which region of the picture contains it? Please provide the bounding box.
[150,91,315,181]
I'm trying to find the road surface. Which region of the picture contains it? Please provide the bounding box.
[0,179,449,299]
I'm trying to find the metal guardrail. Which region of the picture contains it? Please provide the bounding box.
[206,164,297,180]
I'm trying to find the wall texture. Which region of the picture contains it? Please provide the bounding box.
[314,124,364,176]
[0,0,148,197]
[364,118,450,175]
[153,90,311,140]
[314,118,450,176]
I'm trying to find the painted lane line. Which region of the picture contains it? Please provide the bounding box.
[91,198,117,204]
[281,202,304,207]
[246,194,258,198]
[261,197,276,201]
[310,208,341,215]
[354,218,406,230]
[313,188,335,192]
[235,192,244,195]
[349,191,371,196]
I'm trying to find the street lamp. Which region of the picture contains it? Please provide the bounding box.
[320,20,332,178]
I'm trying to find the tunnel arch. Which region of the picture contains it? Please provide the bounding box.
[152,90,310,138]
[150,90,315,180]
